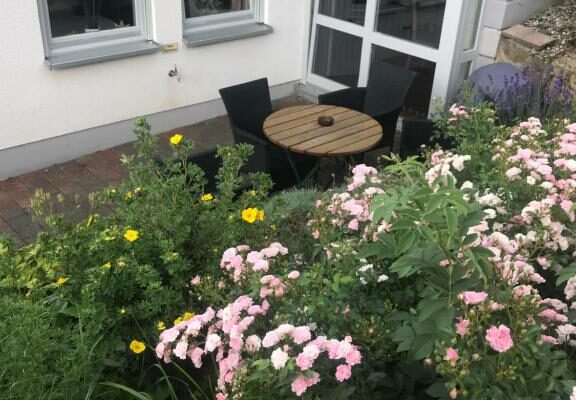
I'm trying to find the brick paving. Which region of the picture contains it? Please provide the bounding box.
[0,96,307,246]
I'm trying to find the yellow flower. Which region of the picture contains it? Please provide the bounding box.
[56,277,69,286]
[103,262,112,269]
[120,307,127,314]
[201,193,214,201]
[134,187,142,195]
[124,229,139,242]
[241,208,259,224]
[183,312,195,321]
[257,209,265,221]
[173,317,183,325]
[170,134,183,145]
[125,191,133,200]
[157,321,166,331]
[117,260,126,268]
[249,190,257,197]
[130,340,146,354]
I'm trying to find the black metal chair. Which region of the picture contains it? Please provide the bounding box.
[399,118,457,159]
[155,148,220,193]
[219,78,317,190]
[319,60,416,152]
[399,118,434,159]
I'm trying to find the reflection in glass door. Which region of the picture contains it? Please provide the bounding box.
[375,0,446,48]
[306,0,484,117]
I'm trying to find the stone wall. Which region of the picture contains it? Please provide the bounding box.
[496,26,576,90]
[477,0,558,68]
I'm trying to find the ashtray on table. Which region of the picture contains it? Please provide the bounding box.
[318,115,334,127]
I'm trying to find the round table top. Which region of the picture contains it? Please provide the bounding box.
[263,104,383,157]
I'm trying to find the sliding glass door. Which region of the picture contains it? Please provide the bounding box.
[307,0,484,117]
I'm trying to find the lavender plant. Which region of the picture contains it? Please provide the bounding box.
[493,65,573,127]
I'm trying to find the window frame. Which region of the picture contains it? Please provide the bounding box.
[37,0,152,58]
[182,0,264,35]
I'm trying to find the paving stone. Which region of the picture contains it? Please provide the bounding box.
[0,178,27,192]
[0,199,26,219]
[52,181,86,195]
[502,24,556,50]
[85,165,124,182]
[19,172,59,194]
[6,213,34,230]
[18,222,43,239]
[9,188,35,209]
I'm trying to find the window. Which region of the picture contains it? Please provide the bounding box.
[182,0,272,47]
[37,0,160,69]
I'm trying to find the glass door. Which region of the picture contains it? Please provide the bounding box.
[306,0,484,116]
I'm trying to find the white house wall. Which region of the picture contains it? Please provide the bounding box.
[0,0,310,153]
[476,0,556,67]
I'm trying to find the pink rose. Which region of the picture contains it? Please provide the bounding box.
[449,388,458,399]
[348,219,359,230]
[291,376,308,396]
[445,347,458,362]
[485,325,513,352]
[455,319,470,336]
[190,275,201,286]
[335,364,352,382]
[288,271,300,280]
[461,291,488,305]
[541,335,559,345]
[291,326,311,344]
[312,230,320,239]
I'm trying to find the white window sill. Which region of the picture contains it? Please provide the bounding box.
[46,40,162,70]
[183,23,272,47]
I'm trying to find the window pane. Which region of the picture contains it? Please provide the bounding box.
[184,0,250,18]
[319,0,366,26]
[375,0,446,49]
[372,45,436,117]
[47,0,135,38]
[462,0,482,50]
[313,26,362,87]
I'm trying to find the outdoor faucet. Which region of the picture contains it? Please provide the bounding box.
[168,64,181,82]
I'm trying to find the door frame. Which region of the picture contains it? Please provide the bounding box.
[305,0,484,113]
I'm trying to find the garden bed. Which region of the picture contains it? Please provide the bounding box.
[3,92,576,399]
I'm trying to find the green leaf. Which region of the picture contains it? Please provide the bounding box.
[372,192,399,223]
[445,207,457,239]
[100,383,154,400]
[426,381,449,398]
[396,231,416,256]
[556,265,576,286]
[459,210,486,235]
[391,326,415,342]
[418,298,449,322]
[358,243,381,259]
[409,334,435,360]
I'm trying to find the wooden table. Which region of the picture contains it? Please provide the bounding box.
[263,104,383,157]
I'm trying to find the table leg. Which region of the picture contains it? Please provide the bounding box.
[284,149,323,187]
[285,149,302,184]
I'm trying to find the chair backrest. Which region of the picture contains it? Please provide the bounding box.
[363,60,416,116]
[219,78,273,139]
